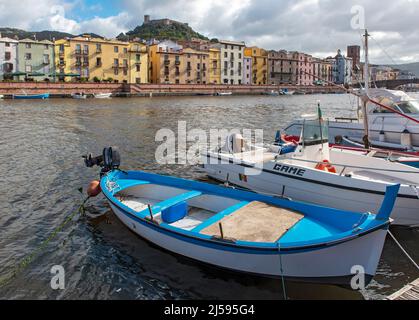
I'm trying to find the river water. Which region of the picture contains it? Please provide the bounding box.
[0,94,418,300]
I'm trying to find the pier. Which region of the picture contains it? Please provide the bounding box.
[387,278,419,300]
[0,82,346,98]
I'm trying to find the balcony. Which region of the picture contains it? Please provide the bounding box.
[129,47,147,53]
[175,60,181,65]
[75,49,89,56]
[164,60,170,65]
[96,48,102,54]
[59,51,65,57]
[114,64,128,69]
[83,61,89,67]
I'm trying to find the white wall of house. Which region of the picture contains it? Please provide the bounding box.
[213,40,245,85]
[0,37,18,79]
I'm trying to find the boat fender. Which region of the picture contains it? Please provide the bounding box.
[87,180,102,197]
[315,160,337,173]
[401,129,412,148]
[379,130,386,142]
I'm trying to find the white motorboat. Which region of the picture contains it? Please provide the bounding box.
[285,88,419,151]
[202,117,419,227]
[71,93,88,99]
[279,89,295,96]
[215,92,233,96]
[94,93,112,99]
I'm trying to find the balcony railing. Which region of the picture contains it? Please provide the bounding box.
[75,49,89,55]
[164,60,170,65]
[175,60,181,65]
[114,64,128,69]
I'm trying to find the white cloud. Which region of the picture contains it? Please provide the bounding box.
[1,0,419,63]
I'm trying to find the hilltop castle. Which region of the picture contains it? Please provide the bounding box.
[143,15,189,27]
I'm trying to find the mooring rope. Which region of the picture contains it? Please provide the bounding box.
[0,194,90,288]
[388,230,419,271]
[277,242,288,300]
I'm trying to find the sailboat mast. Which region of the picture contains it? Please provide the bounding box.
[362,29,370,149]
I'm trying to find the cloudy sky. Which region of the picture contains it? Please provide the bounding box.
[1,0,419,64]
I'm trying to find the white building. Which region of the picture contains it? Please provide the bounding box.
[0,36,18,80]
[212,40,245,85]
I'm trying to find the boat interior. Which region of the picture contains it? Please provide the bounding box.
[113,180,366,245]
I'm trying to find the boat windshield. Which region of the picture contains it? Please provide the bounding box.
[371,97,419,114]
[396,100,419,114]
[302,119,329,146]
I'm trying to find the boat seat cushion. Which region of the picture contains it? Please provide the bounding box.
[199,201,304,243]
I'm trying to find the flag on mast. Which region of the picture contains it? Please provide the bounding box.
[317,101,323,120]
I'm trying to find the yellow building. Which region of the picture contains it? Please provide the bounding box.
[55,35,136,83]
[149,40,184,84]
[128,42,149,84]
[209,48,221,84]
[183,47,209,84]
[149,41,210,84]
[244,47,268,85]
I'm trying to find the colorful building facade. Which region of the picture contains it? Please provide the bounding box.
[55,35,131,82]
[268,50,298,85]
[149,40,183,84]
[128,42,149,84]
[212,40,245,85]
[17,39,55,81]
[209,48,221,84]
[244,47,268,85]
[0,36,18,80]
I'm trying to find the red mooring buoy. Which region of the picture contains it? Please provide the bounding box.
[87,180,102,197]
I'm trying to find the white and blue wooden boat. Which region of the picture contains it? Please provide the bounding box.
[13,93,49,100]
[85,147,398,285]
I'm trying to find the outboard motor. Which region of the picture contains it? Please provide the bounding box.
[84,146,121,176]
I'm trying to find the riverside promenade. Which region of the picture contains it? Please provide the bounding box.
[0,82,346,98]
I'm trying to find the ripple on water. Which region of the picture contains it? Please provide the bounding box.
[0,95,418,300]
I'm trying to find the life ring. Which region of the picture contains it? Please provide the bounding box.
[315,160,337,173]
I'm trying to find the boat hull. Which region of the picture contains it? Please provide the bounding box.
[203,156,419,226]
[13,93,49,100]
[108,200,387,284]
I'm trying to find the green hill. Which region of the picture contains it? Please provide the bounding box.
[118,19,209,41]
[0,27,74,41]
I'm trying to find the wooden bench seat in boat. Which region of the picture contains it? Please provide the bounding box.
[199,201,304,242]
